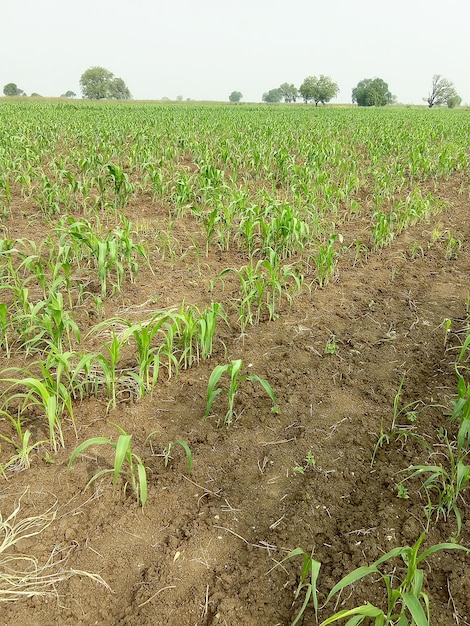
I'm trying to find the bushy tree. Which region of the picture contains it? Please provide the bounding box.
[79,67,132,100]
[299,75,339,105]
[61,90,76,98]
[279,83,298,103]
[424,75,460,108]
[3,83,24,96]
[447,94,462,109]
[108,77,131,100]
[229,91,243,103]
[352,78,393,107]
[262,88,283,103]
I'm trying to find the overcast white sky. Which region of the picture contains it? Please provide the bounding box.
[2,0,469,104]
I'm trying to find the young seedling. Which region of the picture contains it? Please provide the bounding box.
[371,377,428,467]
[293,451,316,475]
[272,548,321,626]
[145,432,193,476]
[68,423,148,507]
[401,435,469,535]
[163,440,193,476]
[282,534,469,626]
[205,359,278,425]
[317,533,469,625]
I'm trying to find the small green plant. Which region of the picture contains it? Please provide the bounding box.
[0,408,46,473]
[163,440,193,476]
[371,378,427,467]
[1,373,74,453]
[313,233,343,287]
[293,451,316,475]
[281,534,469,626]
[317,533,469,626]
[444,230,462,260]
[402,435,469,535]
[275,548,321,626]
[68,423,148,507]
[205,359,278,425]
[324,333,337,355]
[396,483,410,499]
[439,317,452,347]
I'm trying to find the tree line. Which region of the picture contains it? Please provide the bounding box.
[2,68,462,107]
[257,74,461,108]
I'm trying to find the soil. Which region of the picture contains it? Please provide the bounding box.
[1,174,469,626]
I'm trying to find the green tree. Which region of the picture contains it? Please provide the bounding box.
[79,67,132,100]
[61,90,76,98]
[352,78,393,107]
[229,91,243,103]
[108,77,131,100]
[262,88,283,103]
[424,75,460,108]
[279,83,298,103]
[299,76,316,103]
[447,94,462,108]
[3,83,24,96]
[299,75,339,105]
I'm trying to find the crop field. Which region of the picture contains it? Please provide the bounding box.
[0,100,469,625]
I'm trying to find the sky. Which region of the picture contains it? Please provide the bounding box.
[2,0,470,104]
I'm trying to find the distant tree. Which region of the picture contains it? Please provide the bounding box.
[3,82,24,96]
[352,78,393,107]
[262,88,283,103]
[300,75,339,105]
[64,90,76,98]
[176,95,183,101]
[447,94,462,109]
[424,75,460,108]
[30,93,42,97]
[299,77,315,103]
[79,67,132,100]
[108,77,131,100]
[279,83,298,103]
[229,91,243,103]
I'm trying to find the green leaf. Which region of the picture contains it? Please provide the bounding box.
[401,593,428,626]
[114,434,132,485]
[137,462,148,507]
[68,437,111,468]
[319,603,383,626]
[417,541,470,563]
[325,566,379,603]
[174,439,192,476]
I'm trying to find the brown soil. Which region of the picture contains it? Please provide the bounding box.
[1,178,469,626]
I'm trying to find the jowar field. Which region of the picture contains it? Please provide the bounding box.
[0,100,469,625]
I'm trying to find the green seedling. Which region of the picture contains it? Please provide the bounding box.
[371,377,428,467]
[402,435,469,535]
[444,231,462,260]
[68,423,148,507]
[0,409,46,473]
[439,317,452,347]
[293,451,316,475]
[205,359,278,425]
[314,233,343,287]
[163,440,193,476]
[324,333,337,355]
[283,534,469,626]
[274,548,321,626]
[1,374,73,453]
[317,533,469,626]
